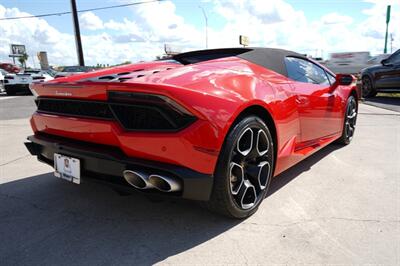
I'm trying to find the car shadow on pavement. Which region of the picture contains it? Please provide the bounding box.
[268,144,342,197]
[0,144,342,265]
[363,95,400,113]
[0,173,239,265]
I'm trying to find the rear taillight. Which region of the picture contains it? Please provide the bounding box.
[108,91,197,131]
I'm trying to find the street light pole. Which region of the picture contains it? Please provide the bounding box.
[199,6,208,49]
[384,5,391,54]
[71,0,85,66]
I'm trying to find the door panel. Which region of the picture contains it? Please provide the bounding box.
[375,64,400,89]
[284,57,342,144]
[291,82,342,142]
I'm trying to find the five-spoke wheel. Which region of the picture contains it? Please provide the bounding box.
[229,127,271,210]
[205,116,274,218]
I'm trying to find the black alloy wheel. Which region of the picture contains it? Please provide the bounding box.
[204,116,274,218]
[361,76,376,98]
[337,95,358,145]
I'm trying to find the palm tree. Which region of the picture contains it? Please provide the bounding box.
[18,53,29,68]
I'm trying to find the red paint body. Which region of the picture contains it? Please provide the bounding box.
[30,57,357,176]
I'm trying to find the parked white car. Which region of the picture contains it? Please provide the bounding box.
[4,69,54,95]
[0,69,8,93]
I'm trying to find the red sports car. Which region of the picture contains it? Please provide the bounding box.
[25,48,358,218]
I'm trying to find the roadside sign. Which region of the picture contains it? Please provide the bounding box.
[10,44,26,56]
[239,35,249,47]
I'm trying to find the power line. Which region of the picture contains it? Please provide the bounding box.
[0,0,163,21]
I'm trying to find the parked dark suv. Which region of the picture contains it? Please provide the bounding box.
[361,49,400,97]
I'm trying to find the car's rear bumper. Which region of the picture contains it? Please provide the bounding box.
[4,84,31,94]
[30,112,220,174]
[25,134,213,201]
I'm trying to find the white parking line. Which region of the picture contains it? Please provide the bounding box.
[0,96,18,101]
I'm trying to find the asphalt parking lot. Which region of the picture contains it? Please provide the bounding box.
[0,95,399,265]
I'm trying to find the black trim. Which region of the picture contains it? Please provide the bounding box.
[25,134,213,201]
[239,49,307,77]
[173,47,307,77]
[36,94,197,132]
[37,97,114,120]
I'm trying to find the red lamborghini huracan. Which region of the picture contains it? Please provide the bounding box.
[25,48,358,218]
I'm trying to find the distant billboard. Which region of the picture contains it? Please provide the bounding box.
[164,44,182,55]
[239,35,249,47]
[10,44,26,56]
[37,51,49,70]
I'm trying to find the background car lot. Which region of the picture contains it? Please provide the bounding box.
[0,95,399,264]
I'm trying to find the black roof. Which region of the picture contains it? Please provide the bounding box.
[173,47,307,77]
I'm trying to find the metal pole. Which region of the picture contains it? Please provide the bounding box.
[384,5,391,54]
[71,0,85,66]
[199,6,208,49]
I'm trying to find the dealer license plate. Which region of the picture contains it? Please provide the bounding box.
[54,153,81,184]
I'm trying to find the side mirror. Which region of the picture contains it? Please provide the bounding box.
[335,74,354,86]
[381,59,392,66]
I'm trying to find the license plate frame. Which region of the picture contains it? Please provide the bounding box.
[54,153,81,184]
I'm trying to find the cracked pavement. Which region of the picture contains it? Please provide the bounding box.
[0,96,399,265]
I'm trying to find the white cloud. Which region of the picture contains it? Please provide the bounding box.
[210,0,399,56]
[0,4,180,66]
[0,0,399,68]
[215,0,302,24]
[359,0,399,45]
[321,13,353,25]
[0,5,76,66]
[79,11,104,30]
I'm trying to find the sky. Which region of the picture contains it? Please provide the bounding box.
[0,0,399,67]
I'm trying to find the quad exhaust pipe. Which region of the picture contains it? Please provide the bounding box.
[123,170,181,192]
[148,174,181,192]
[123,170,154,190]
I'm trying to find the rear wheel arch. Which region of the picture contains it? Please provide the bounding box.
[350,89,358,103]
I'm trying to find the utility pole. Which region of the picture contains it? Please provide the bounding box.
[199,6,208,49]
[384,5,391,54]
[71,0,85,66]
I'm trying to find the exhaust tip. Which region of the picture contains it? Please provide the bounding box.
[148,174,181,192]
[123,170,149,189]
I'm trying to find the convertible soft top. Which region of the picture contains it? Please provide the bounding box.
[173,47,307,77]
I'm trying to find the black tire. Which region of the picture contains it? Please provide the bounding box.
[204,116,274,219]
[5,89,16,96]
[361,76,376,98]
[336,95,358,145]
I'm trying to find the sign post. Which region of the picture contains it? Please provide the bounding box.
[9,44,26,65]
[384,5,391,54]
